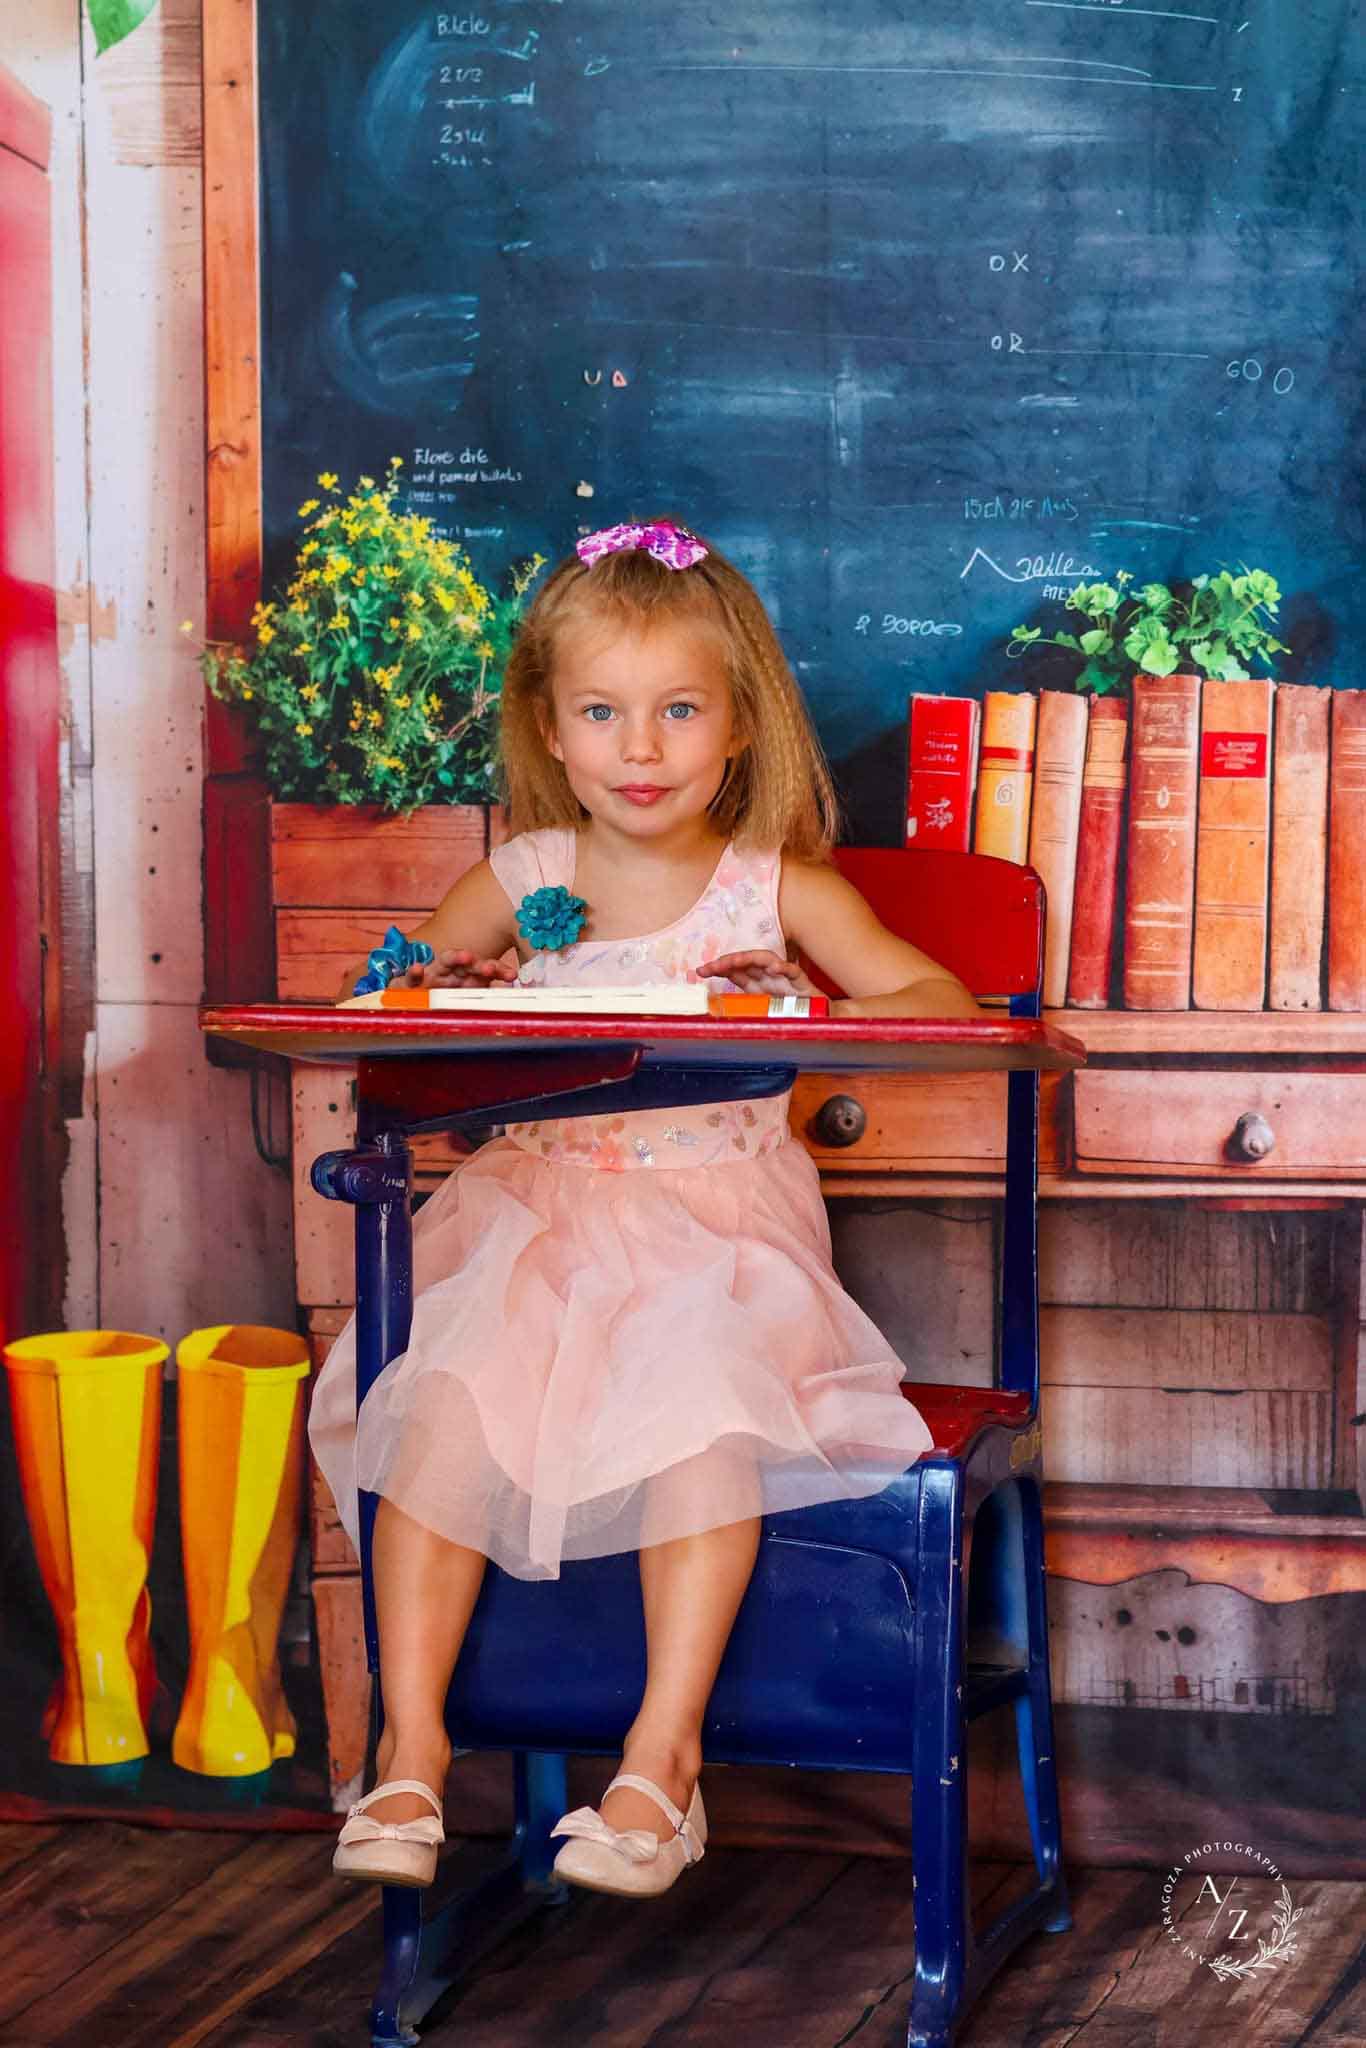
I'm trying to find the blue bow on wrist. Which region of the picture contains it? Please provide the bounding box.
[516,885,588,952]
[352,924,436,995]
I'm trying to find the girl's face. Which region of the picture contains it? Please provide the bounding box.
[543,617,743,836]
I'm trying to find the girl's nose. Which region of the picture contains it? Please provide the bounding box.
[619,722,663,762]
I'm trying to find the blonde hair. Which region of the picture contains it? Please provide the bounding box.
[497,526,840,858]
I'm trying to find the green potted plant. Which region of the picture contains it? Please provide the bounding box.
[198,460,544,1004]
[1007,566,1289,689]
[201,459,542,814]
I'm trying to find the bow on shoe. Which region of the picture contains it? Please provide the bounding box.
[339,1806,444,1848]
[550,1805,662,1864]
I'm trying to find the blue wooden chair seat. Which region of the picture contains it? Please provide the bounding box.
[314,848,1072,2048]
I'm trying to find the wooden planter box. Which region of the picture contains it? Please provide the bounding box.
[204,775,500,1009]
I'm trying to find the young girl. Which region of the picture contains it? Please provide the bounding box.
[309,517,981,1897]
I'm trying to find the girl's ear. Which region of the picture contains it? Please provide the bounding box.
[534,697,565,763]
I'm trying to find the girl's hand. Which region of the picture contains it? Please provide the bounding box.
[401,948,521,990]
[696,948,820,997]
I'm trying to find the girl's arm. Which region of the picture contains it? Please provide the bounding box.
[699,860,983,1019]
[334,858,521,1003]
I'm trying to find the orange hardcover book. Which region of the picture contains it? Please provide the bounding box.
[1122,671,1202,1010]
[1192,677,1275,1010]
[972,691,1037,864]
[1268,683,1330,1011]
[1066,695,1129,1009]
[1026,689,1089,1009]
[1328,690,1366,1011]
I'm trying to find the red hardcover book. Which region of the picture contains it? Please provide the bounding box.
[1122,672,1202,1010]
[1066,695,1129,1009]
[1328,690,1366,1010]
[1268,683,1330,1011]
[905,693,981,852]
[1192,677,1275,1010]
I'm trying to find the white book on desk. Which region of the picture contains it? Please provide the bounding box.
[338,986,825,1018]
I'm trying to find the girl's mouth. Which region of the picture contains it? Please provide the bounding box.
[616,785,669,805]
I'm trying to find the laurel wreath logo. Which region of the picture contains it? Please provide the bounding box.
[1207,1884,1304,1982]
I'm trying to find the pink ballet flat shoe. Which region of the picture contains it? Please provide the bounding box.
[332,1778,445,1888]
[550,1772,707,1898]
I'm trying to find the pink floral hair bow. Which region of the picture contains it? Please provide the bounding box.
[575,519,709,571]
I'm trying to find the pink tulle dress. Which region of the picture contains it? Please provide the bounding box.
[307,828,934,1581]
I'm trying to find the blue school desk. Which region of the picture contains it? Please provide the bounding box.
[202,845,1087,2048]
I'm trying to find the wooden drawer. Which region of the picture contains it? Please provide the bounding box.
[1074,1070,1366,1178]
[790,1071,1067,1175]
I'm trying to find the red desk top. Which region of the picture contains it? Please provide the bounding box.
[199,1003,1086,1075]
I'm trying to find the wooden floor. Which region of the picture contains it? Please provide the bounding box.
[0,1821,1361,2048]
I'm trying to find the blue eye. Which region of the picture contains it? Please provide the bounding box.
[583,704,614,722]
[665,703,697,720]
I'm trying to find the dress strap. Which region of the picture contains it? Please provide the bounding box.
[487,826,578,908]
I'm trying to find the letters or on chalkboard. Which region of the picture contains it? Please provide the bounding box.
[259,0,1362,837]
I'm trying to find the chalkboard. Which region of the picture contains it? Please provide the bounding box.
[257,0,1363,839]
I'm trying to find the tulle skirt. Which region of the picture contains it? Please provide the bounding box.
[307,1133,934,1582]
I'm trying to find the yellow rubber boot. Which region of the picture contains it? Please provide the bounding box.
[172,1325,310,1777]
[3,1331,166,1768]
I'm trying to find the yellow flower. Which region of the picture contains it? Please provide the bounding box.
[299,684,320,702]
[352,570,368,586]
[383,564,401,581]
[297,498,320,517]
[329,553,353,574]
[388,454,403,469]
[257,624,276,646]
[456,613,476,634]
[297,641,312,654]
[425,694,441,715]
[405,589,425,608]
[295,722,314,736]
[289,600,308,617]
[388,616,402,630]
[396,694,411,708]
[382,756,405,771]
[406,621,422,643]
[432,586,456,613]
[241,687,254,700]
[300,540,319,558]
[318,472,339,490]
[476,640,494,658]
[327,614,349,633]
[359,474,375,490]
[368,709,382,727]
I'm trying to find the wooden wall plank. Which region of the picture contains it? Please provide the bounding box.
[1040,1202,1334,1313]
[1042,1385,1332,1489]
[202,0,261,676]
[1042,1305,1334,1391]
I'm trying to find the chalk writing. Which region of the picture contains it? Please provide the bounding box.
[965,495,1078,520]
[1226,358,1294,393]
[436,15,491,36]
[989,252,1030,272]
[960,547,1102,585]
[882,616,964,637]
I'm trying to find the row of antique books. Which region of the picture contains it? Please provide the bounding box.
[904,681,1366,1011]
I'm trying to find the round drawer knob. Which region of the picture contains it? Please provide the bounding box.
[1228,1111,1275,1161]
[810,1093,866,1148]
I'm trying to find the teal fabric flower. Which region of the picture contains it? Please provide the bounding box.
[516,885,588,951]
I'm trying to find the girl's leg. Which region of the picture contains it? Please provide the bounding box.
[598,1515,761,1840]
[363,1495,487,1825]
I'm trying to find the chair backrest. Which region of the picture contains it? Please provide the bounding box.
[824,848,1045,1000]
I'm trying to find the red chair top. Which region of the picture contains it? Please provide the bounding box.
[830,848,1044,1000]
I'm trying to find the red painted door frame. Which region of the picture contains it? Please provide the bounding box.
[0,66,63,1347]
